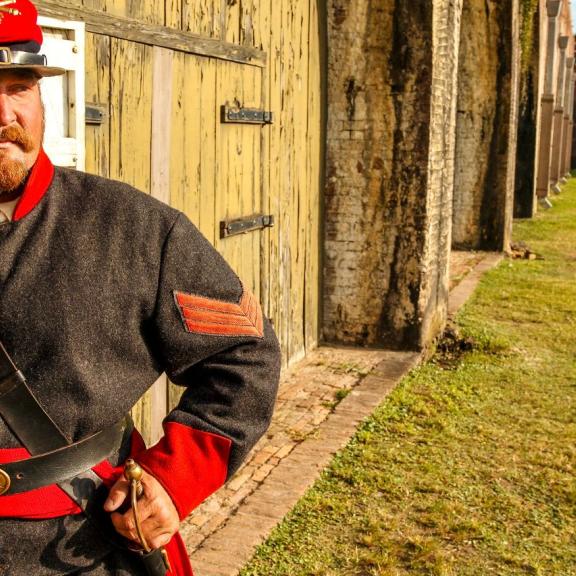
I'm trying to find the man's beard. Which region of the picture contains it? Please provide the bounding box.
[0,124,35,197]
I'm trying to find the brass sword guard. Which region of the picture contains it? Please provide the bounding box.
[123,459,150,553]
[123,460,172,573]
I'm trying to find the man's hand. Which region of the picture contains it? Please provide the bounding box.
[103,467,180,549]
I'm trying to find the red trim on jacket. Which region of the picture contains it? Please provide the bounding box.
[137,422,232,520]
[165,535,195,576]
[0,424,229,576]
[0,424,230,523]
[0,447,82,518]
[13,148,55,222]
[0,432,145,519]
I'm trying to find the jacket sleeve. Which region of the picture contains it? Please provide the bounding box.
[136,213,281,520]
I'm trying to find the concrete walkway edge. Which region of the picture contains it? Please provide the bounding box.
[448,253,503,317]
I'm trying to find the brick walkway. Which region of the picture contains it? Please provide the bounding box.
[180,251,502,576]
[180,347,390,551]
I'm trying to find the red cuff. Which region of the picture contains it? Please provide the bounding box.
[137,422,232,520]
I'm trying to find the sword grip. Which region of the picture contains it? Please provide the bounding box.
[123,459,171,576]
[124,459,149,552]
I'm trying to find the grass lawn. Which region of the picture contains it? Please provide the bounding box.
[240,185,576,576]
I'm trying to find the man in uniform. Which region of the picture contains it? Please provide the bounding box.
[0,1,281,574]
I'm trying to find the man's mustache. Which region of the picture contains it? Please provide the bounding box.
[0,124,34,153]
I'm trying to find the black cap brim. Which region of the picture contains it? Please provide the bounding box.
[0,63,65,77]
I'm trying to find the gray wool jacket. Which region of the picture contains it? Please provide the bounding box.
[0,165,281,575]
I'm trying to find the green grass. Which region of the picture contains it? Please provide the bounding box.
[240,187,576,576]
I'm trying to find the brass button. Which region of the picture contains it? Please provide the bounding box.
[0,468,10,496]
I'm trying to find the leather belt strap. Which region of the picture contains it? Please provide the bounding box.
[0,342,70,452]
[0,341,129,501]
[0,342,147,559]
[0,419,127,495]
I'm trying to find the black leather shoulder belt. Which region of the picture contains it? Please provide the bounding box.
[0,420,127,495]
[0,341,170,576]
[0,341,130,497]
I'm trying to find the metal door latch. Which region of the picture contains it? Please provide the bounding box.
[221,105,274,125]
[85,104,107,125]
[220,214,274,238]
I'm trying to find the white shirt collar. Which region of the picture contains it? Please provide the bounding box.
[0,197,21,223]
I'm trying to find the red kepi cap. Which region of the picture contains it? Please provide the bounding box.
[0,0,64,77]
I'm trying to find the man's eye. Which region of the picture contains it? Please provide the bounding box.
[9,84,32,95]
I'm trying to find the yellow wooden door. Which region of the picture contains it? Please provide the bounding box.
[81,0,323,443]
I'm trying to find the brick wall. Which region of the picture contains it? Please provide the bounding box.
[420,0,463,345]
[452,0,520,250]
[324,0,463,349]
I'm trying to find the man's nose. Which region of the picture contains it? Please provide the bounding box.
[0,94,16,127]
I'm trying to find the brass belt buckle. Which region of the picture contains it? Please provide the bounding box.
[0,47,13,65]
[0,468,11,496]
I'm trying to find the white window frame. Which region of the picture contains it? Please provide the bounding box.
[37,16,85,170]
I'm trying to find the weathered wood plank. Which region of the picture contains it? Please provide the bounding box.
[36,0,266,67]
[148,374,168,444]
[165,0,182,29]
[304,0,322,353]
[84,32,110,177]
[169,54,202,227]
[257,0,271,320]
[182,0,222,39]
[126,0,164,25]
[81,0,122,15]
[167,51,187,215]
[148,46,173,443]
[278,0,295,364]
[108,38,154,442]
[197,60,218,244]
[151,46,173,207]
[225,0,241,45]
[265,0,284,363]
[109,39,152,190]
[291,0,313,362]
[239,65,262,298]
[83,0,162,24]
[240,0,255,47]
[215,61,243,273]
[214,62,262,295]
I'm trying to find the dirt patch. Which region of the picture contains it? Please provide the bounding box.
[433,323,476,369]
[508,241,542,260]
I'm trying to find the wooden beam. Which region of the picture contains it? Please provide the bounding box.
[35,0,266,67]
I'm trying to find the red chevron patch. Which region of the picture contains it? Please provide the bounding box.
[174,286,264,338]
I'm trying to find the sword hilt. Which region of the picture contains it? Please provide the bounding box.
[123,459,171,574]
[124,459,150,552]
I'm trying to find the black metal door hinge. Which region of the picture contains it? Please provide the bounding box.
[220,214,274,238]
[221,105,274,125]
[85,104,107,125]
